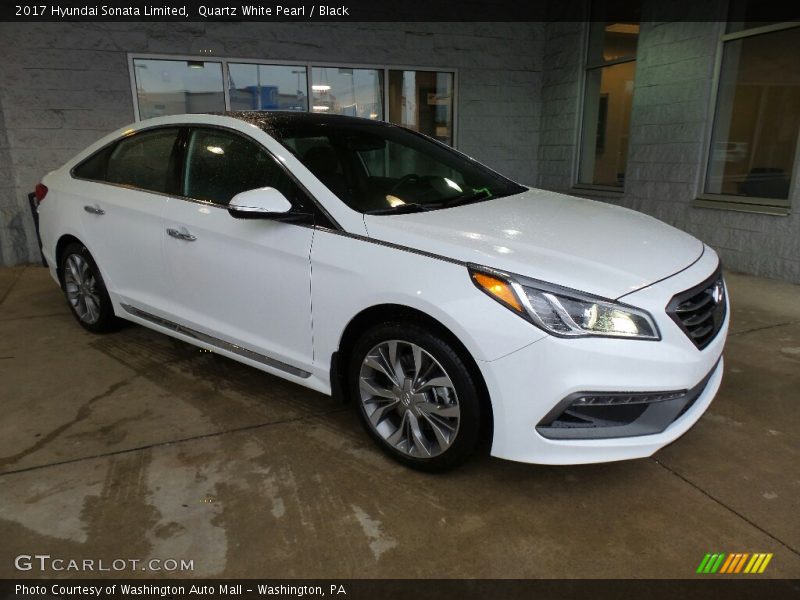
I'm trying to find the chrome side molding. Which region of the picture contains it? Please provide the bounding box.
[120,303,311,379]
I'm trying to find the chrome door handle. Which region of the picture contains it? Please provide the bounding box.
[83,205,105,215]
[167,228,197,242]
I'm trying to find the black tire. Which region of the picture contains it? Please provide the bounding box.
[348,322,482,472]
[59,242,120,333]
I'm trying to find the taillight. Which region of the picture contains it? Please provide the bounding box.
[34,183,48,203]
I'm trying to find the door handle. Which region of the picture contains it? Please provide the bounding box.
[167,228,197,242]
[83,205,105,215]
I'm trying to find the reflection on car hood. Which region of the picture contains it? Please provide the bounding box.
[362,188,705,299]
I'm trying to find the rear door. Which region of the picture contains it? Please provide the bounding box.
[74,127,180,315]
[160,126,316,375]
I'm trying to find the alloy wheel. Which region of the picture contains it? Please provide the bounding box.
[63,253,102,324]
[358,340,460,458]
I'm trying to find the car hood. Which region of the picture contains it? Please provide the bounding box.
[362,188,704,299]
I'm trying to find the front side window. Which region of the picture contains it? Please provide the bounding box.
[275,122,525,214]
[703,24,799,208]
[105,128,181,194]
[577,10,640,189]
[132,59,225,119]
[183,128,295,206]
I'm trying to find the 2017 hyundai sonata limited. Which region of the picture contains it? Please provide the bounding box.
[35,112,728,471]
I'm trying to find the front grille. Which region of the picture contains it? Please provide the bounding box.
[667,266,727,349]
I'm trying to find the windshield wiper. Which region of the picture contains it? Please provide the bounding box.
[365,203,440,215]
[443,188,493,207]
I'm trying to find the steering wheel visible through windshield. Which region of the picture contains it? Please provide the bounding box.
[274,121,527,214]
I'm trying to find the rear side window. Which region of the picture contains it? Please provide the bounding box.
[72,145,114,181]
[183,128,295,206]
[105,128,181,194]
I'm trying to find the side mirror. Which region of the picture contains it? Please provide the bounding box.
[228,187,293,219]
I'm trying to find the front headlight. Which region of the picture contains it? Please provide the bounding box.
[469,265,660,340]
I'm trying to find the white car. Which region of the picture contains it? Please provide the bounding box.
[35,112,728,471]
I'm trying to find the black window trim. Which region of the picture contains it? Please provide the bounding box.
[70,122,342,230]
[71,125,184,196]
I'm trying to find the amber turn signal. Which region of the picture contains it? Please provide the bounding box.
[471,272,524,313]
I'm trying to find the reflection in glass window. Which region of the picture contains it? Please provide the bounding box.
[274,121,524,213]
[579,60,636,187]
[311,67,383,119]
[183,128,293,206]
[388,70,454,145]
[228,64,308,111]
[106,128,181,194]
[133,59,225,119]
[578,19,639,188]
[705,26,799,203]
[586,21,639,65]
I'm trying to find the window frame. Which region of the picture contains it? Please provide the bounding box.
[573,20,640,194]
[71,125,184,196]
[70,123,338,228]
[180,125,305,208]
[127,53,459,148]
[695,21,800,216]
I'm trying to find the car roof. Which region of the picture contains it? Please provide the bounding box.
[209,110,390,136]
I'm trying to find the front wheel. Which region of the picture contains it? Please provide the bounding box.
[348,322,482,472]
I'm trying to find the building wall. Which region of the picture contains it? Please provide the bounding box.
[539,10,800,283]
[0,22,544,266]
[2,17,798,283]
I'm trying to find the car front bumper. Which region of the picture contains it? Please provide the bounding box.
[481,247,728,465]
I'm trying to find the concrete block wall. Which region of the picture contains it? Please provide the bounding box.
[0,21,544,266]
[538,22,584,191]
[539,8,800,283]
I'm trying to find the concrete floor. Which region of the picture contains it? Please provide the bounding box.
[1,266,798,579]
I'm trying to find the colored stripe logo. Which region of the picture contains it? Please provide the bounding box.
[696,552,773,574]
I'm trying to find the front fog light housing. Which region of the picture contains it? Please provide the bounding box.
[470,265,660,340]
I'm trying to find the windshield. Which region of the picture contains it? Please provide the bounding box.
[272,121,526,214]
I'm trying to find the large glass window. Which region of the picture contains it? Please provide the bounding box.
[703,25,799,207]
[130,56,457,147]
[388,70,454,145]
[310,67,383,119]
[228,64,308,111]
[105,128,181,194]
[183,128,294,206]
[132,59,225,119]
[275,121,525,214]
[577,16,640,188]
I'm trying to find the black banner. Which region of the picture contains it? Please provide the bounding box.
[2,579,800,600]
[2,0,800,22]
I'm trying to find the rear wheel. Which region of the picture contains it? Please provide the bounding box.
[349,322,482,472]
[60,242,119,333]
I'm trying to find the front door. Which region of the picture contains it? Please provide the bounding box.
[160,126,315,374]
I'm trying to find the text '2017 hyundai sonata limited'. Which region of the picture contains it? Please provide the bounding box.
[35,112,728,471]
